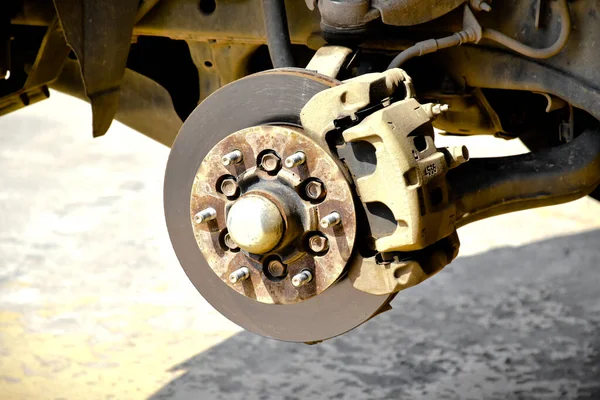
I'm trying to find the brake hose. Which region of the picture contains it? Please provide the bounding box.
[387,0,571,70]
[482,0,570,59]
[261,0,295,68]
[387,30,477,69]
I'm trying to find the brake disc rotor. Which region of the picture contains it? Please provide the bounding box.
[164,69,393,342]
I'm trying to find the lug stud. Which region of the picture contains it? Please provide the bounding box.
[222,150,243,166]
[194,207,217,224]
[308,235,329,253]
[220,178,239,197]
[292,270,313,288]
[229,267,250,283]
[285,151,306,168]
[320,211,341,228]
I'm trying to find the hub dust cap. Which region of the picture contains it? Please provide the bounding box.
[226,194,284,254]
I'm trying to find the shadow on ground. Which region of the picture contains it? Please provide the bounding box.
[150,230,600,400]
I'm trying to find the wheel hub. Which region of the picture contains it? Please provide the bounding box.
[190,124,357,304]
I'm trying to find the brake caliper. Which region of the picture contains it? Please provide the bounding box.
[300,69,469,295]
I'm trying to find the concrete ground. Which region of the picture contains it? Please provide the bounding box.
[0,91,599,399]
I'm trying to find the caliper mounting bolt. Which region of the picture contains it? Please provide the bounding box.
[320,211,341,228]
[292,269,313,288]
[222,150,243,166]
[229,267,250,283]
[285,151,306,168]
[220,178,239,197]
[305,181,325,200]
[260,153,281,172]
[194,207,217,224]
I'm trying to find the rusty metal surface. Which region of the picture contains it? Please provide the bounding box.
[8,0,600,144]
[190,125,356,304]
[187,41,260,102]
[134,0,320,44]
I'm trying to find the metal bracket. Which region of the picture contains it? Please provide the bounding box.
[300,68,415,157]
[53,0,139,137]
[305,46,353,78]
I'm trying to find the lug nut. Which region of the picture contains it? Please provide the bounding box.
[267,260,287,278]
[292,270,313,288]
[260,153,281,172]
[308,235,329,253]
[224,233,239,250]
[194,207,217,224]
[222,150,243,166]
[229,266,250,283]
[285,151,306,168]
[220,178,239,197]
[320,211,341,229]
[305,180,325,200]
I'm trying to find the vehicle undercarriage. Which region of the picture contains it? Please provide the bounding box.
[3,0,600,343]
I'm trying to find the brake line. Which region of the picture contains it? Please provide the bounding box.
[482,0,570,59]
[387,0,571,70]
[387,30,478,69]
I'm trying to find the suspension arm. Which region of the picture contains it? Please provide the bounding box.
[448,130,600,227]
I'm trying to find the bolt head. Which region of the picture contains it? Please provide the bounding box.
[261,153,281,172]
[224,233,239,250]
[305,181,325,200]
[267,260,286,278]
[220,178,239,197]
[308,235,329,253]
